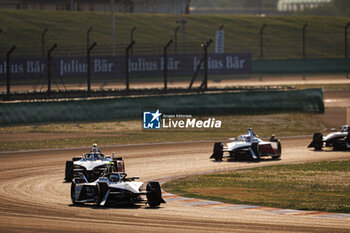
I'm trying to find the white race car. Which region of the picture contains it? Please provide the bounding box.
[65,152,125,182]
[71,164,165,207]
[308,125,350,150]
[210,128,282,161]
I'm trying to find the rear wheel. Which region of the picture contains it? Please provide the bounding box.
[271,140,281,160]
[146,182,163,207]
[65,161,73,182]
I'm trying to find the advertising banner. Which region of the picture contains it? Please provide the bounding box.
[215,30,224,53]
[0,53,251,79]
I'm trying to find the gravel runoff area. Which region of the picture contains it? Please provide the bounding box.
[0,138,350,232]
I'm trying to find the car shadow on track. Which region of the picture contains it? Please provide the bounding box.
[68,203,164,210]
[211,157,281,163]
[308,149,350,153]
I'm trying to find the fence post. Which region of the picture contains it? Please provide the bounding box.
[345,22,350,59]
[6,45,16,99]
[176,19,186,52]
[87,27,93,51]
[202,39,213,90]
[110,0,115,54]
[258,0,262,15]
[125,40,135,91]
[87,42,97,95]
[47,44,57,98]
[302,23,308,60]
[189,39,212,90]
[174,25,180,53]
[260,24,266,60]
[163,39,173,92]
[130,26,136,56]
[42,28,48,57]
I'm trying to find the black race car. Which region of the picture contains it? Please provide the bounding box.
[308,125,350,150]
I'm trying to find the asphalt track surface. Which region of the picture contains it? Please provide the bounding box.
[3,73,350,92]
[1,83,349,232]
[1,138,350,232]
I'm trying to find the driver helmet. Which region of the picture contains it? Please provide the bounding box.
[92,143,98,152]
[110,174,119,182]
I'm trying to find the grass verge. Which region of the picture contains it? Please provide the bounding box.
[162,160,350,213]
[0,113,325,151]
[0,10,349,59]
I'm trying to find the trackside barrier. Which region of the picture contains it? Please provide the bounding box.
[252,59,350,73]
[0,88,324,124]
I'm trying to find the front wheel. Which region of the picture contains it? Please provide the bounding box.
[272,141,282,160]
[71,180,79,205]
[310,133,323,150]
[211,142,223,161]
[146,182,164,207]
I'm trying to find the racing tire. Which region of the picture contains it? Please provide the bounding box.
[251,142,261,160]
[95,182,109,206]
[65,161,74,182]
[311,133,323,150]
[346,134,350,149]
[211,142,223,161]
[71,179,80,205]
[72,157,81,161]
[272,140,282,160]
[146,182,164,208]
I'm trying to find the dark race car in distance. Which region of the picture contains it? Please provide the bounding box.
[308,125,350,151]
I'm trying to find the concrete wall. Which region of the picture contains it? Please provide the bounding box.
[252,59,350,73]
[0,88,324,124]
[0,0,189,13]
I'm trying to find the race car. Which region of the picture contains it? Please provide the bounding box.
[65,152,125,182]
[71,164,165,207]
[308,125,350,151]
[210,128,282,161]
